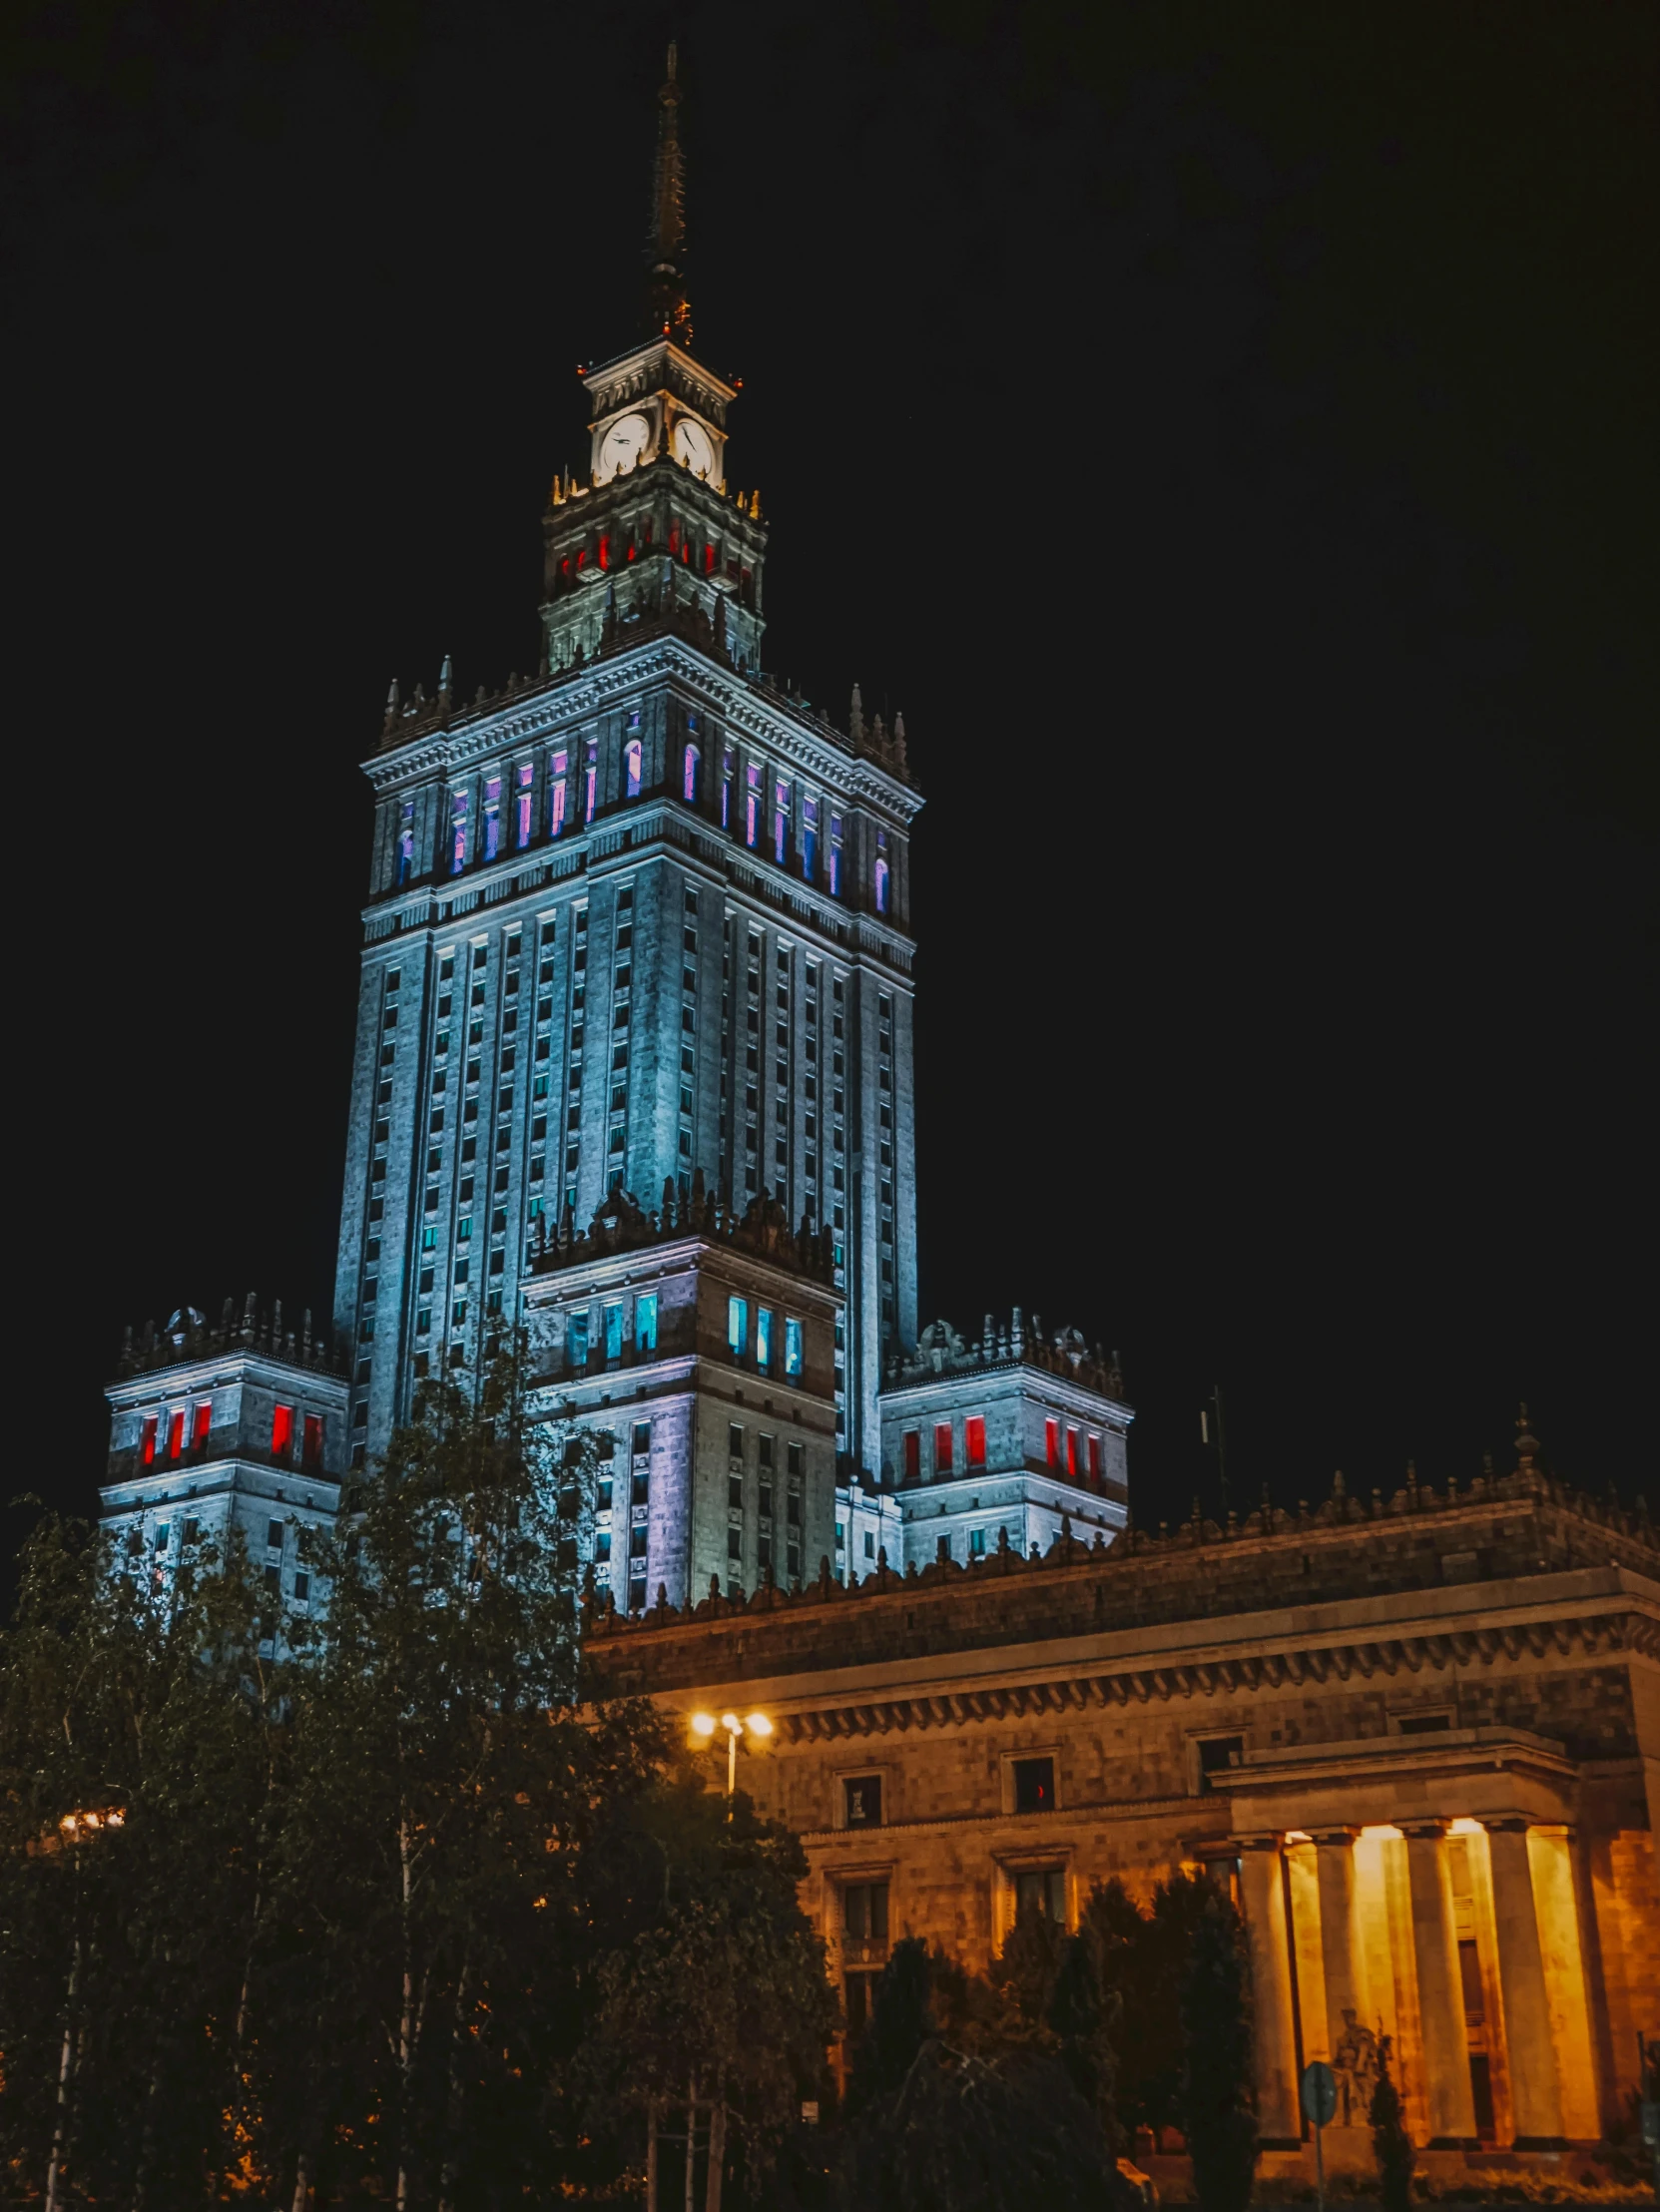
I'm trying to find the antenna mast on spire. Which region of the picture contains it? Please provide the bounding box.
[647,42,692,348]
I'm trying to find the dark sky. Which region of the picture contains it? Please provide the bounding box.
[7,0,1656,1568]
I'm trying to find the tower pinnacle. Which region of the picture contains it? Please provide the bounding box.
[647,42,692,347]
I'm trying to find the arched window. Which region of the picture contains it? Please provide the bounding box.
[624,739,643,799]
[683,743,701,804]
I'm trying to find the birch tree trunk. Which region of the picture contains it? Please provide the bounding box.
[290,2148,314,2212]
[705,2088,727,2212]
[435,1956,474,2212]
[43,1935,81,2212]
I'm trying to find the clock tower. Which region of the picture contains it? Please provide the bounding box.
[540,47,767,678]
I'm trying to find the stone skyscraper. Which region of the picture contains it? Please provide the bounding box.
[332,50,920,1484]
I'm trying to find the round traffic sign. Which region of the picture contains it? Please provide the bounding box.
[1302,2060,1338,2128]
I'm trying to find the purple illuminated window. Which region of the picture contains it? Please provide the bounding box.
[450,791,468,875]
[829,815,843,898]
[397,800,414,885]
[516,763,533,848]
[802,797,819,882]
[624,739,642,799]
[683,743,701,804]
[483,776,502,861]
[774,780,791,867]
[874,831,889,916]
[584,740,599,825]
[745,763,762,849]
[549,751,568,838]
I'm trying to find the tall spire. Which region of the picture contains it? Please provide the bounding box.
[646,43,692,348]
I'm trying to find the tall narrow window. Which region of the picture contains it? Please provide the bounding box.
[624,739,643,799]
[604,1302,624,1361]
[141,1414,157,1466]
[167,1410,185,1459]
[745,763,762,848]
[966,1415,986,1469]
[802,796,819,882]
[1045,1417,1059,1469]
[873,830,889,915]
[727,1296,748,1358]
[302,1414,323,1470]
[483,775,502,860]
[903,1430,920,1482]
[721,746,734,830]
[397,800,415,884]
[273,1403,295,1459]
[584,739,599,825]
[1066,1427,1079,1478]
[193,1401,212,1448]
[450,791,468,875]
[784,1317,803,1379]
[515,762,533,848]
[829,814,843,898]
[774,779,791,867]
[549,750,569,838]
[756,1308,774,1372]
[934,1422,953,1474]
[1088,1433,1102,1481]
[635,1293,658,1354]
[567,1311,589,1367]
[683,742,700,804]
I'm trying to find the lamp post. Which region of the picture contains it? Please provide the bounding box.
[690,1709,773,1803]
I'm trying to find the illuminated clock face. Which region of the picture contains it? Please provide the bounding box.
[672,416,716,479]
[597,412,651,480]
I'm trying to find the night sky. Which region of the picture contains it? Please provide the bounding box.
[8,0,1656,1571]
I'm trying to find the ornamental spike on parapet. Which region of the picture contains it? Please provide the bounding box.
[383,679,399,730]
[849,682,864,744]
[438,653,453,702]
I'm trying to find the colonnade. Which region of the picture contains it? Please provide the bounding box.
[1237,1818,1600,2154]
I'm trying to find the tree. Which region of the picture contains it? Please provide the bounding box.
[844,1936,933,2118]
[1370,2033,1414,2212]
[1049,1933,1123,2155]
[1179,1889,1258,2212]
[584,1776,839,2210]
[1083,1870,1213,2139]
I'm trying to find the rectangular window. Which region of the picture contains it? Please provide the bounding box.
[166,1409,185,1460]
[568,1311,589,1367]
[965,1415,986,1469]
[1088,1433,1102,1481]
[267,1518,283,1551]
[483,774,502,860]
[1014,1869,1067,1925]
[635,1293,658,1354]
[272,1403,294,1459]
[829,815,843,897]
[549,750,569,837]
[843,1773,883,1829]
[774,778,791,866]
[873,830,890,914]
[632,1420,651,1457]
[783,1316,804,1379]
[842,1880,889,1941]
[756,1308,773,1372]
[903,1430,920,1482]
[1045,1417,1059,1469]
[745,762,762,848]
[727,1296,748,1357]
[450,790,468,874]
[584,738,599,824]
[141,1414,158,1465]
[933,1422,953,1475]
[969,1526,986,1556]
[1013,1756,1055,1815]
[192,1400,212,1448]
[301,1414,323,1471]
[728,1421,744,1460]
[802,796,819,881]
[516,762,533,847]
[624,738,643,798]
[1197,1736,1243,1793]
[604,1302,624,1361]
[1066,1427,1079,1479]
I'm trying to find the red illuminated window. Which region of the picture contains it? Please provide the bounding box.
[1066,1427,1078,1478]
[141,1414,157,1466]
[272,1403,294,1459]
[1045,1418,1059,1469]
[598,534,610,570]
[167,1410,185,1459]
[302,1414,323,1472]
[903,1431,920,1482]
[965,1415,986,1469]
[1088,1433,1102,1482]
[668,521,681,555]
[934,1422,953,1475]
[193,1401,212,1448]
[704,543,716,573]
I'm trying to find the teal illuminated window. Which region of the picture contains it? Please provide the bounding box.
[784,1317,803,1379]
[727,1296,748,1357]
[636,1294,658,1354]
[568,1312,589,1366]
[756,1308,773,1372]
[604,1303,624,1361]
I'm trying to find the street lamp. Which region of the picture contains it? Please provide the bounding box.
[691,1709,773,1798]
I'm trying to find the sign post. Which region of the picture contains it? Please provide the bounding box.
[1301,2060,1338,2212]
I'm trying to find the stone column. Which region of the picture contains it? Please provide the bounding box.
[1239,1835,1302,2145]
[1312,1827,1372,2119]
[1484,1819,1565,2146]
[1402,1820,1478,2145]
[1526,1826,1600,2140]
